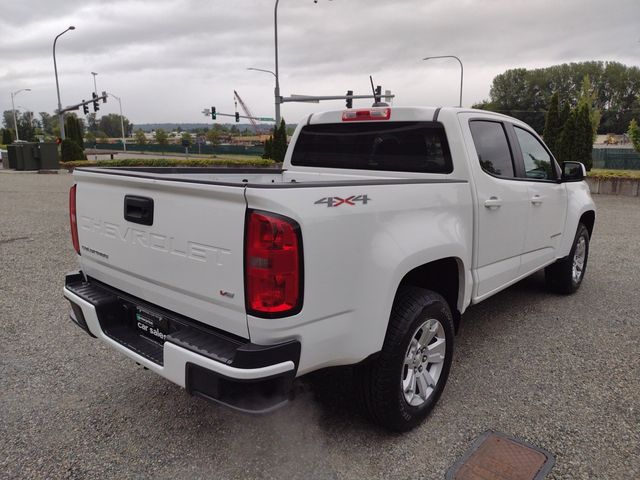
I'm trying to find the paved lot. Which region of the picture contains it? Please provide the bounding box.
[1,171,638,479]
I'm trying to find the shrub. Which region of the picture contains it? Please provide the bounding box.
[60,139,87,161]
[628,119,640,153]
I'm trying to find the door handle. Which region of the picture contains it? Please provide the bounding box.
[484,196,502,209]
[124,195,154,226]
[530,195,543,205]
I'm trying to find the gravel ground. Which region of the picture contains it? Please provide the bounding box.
[1,171,638,480]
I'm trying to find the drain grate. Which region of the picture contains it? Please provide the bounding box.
[446,431,555,480]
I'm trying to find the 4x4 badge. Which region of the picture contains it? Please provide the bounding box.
[314,195,371,207]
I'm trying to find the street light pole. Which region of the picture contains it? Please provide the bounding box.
[247,68,279,126]
[273,0,282,125]
[271,0,331,125]
[422,55,464,108]
[53,26,75,140]
[107,92,126,151]
[10,89,31,142]
[91,72,98,94]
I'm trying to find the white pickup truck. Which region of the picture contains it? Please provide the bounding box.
[63,106,595,431]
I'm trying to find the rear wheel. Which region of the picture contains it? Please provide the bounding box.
[359,287,454,432]
[545,223,590,294]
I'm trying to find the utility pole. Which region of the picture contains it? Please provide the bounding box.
[53,26,75,140]
[267,0,333,125]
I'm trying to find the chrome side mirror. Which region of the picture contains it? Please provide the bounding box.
[562,161,586,182]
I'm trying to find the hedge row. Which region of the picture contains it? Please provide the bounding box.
[587,169,640,179]
[62,157,275,171]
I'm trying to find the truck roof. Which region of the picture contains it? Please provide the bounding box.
[307,106,520,125]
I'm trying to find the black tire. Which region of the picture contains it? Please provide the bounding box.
[545,223,590,294]
[359,286,454,432]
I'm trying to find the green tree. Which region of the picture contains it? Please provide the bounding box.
[16,112,36,142]
[559,101,571,130]
[2,128,13,144]
[476,61,640,133]
[577,75,601,141]
[542,92,561,156]
[85,113,98,132]
[134,129,147,145]
[575,103,594,170]
[181,131,192,146]
[65,114,84,147]
[628,119,640,153]
[96,131,108,143]
[270,119,288,162]
[60,139,86,161]
[39,112,55,135]
[205,129,220,146]
[262,137,272,159]
[154,129,168,146]
[85,131,96,146]
[2,110,13,130]
[558,108,578,164]
[98,113,131,138]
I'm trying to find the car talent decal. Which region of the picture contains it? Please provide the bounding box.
[314,195,371,207]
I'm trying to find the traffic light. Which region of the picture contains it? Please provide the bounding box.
[92,92,99,112]
[374,86,382,103]
[82,101,89,115]
[211,107,216,120]
[102,91,107,103]
[235,112,240,123]
[346,90,353,109]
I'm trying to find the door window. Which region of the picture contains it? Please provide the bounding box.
[514,127,556,180]
[469,121,515,178]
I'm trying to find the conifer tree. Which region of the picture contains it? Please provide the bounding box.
[542,92,561,156]
[271,119,288,163]
[262,137,272,159]
[576,103,593,170]
[558,108,578,164]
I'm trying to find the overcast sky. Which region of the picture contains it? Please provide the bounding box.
[1,0,638,126]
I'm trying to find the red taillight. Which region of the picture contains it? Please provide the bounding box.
[245,211,302,317]
[69,184,80,255]
[342,108,391,122]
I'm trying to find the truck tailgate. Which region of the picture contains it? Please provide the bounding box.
[74,170,249,338]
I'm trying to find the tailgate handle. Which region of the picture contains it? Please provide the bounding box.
[124,195,154,226]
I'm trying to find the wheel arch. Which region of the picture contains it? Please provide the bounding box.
[580,210,595,238]
[394,257,465,333]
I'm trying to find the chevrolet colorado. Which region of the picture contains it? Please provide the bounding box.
[63,106,595,431]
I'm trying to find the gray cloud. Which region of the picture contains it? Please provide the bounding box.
[1,0,638,124]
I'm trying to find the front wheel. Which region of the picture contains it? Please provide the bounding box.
[545,223,590,294]
[359,287,454,432]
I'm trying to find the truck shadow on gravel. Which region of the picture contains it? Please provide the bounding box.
[287,271,553,432]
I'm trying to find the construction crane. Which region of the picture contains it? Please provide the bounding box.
[233,90,260,133]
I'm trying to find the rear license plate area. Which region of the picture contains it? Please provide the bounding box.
[135,306,170,343]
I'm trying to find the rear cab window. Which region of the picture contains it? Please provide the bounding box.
[468,120,515,178]
[290,122,453,174]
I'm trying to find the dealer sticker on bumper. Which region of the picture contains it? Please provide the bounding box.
[135,307,169,343]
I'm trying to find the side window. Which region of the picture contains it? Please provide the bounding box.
[514,127,556,180]
[469,121,515,178]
